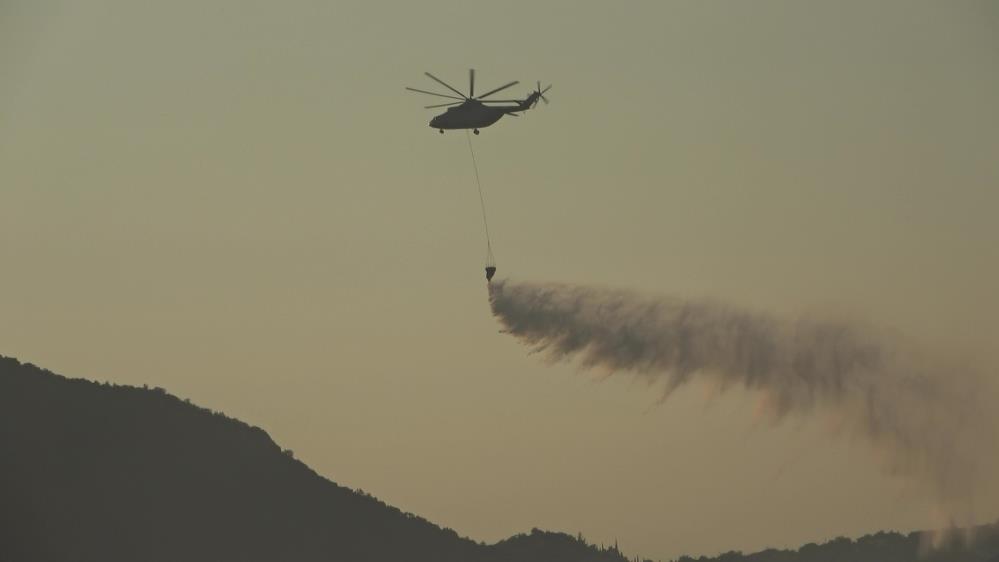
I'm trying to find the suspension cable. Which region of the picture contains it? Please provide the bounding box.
[465,130,495,265]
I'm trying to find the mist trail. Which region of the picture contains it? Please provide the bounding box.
[488,279,996,522]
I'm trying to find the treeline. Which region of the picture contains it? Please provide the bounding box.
[675,525,999,562]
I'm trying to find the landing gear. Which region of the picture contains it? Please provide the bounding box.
[473,129,480,135]
[439,129,444,134]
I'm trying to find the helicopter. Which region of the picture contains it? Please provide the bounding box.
[407,69,551,134]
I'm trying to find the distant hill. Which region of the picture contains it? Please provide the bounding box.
[0,356,630,562]
[2,355,998,562]
[674,525,999,562]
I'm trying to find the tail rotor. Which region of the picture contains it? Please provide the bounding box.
[531,81,552,108]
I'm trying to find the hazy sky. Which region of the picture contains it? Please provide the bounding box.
[2,1,998,559]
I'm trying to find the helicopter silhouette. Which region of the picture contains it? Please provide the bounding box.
[407,69,551,134]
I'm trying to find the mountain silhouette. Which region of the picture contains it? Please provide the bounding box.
[2,355,997,562]
[0,355,630,562]
[674,525,999,562]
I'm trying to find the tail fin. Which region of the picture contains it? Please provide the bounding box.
[517,82,551,111]
[517,92,540,111]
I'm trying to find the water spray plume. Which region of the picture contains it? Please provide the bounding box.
[488,279,998,524]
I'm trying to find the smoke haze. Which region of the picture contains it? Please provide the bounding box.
[489,279,997,522]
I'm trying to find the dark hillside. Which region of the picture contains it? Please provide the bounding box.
[3,355,997,562]
[674,525,999,562]
[0,356,628,562]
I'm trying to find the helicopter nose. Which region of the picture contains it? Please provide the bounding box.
[429,116,439,127]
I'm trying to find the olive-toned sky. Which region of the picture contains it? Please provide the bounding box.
[2,1,998,558]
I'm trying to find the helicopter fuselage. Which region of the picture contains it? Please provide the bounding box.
[430,100,516,131]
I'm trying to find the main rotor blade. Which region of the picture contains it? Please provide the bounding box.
[469,68,475,98]
[425,72,467,99]
[424,101,463,109]
[476,80,519,100]
[406,87,465,100]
